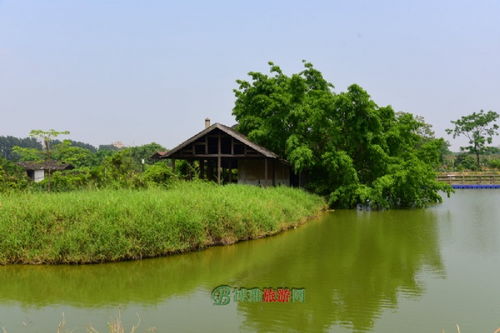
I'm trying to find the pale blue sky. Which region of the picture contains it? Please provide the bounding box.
[1,0,499,150]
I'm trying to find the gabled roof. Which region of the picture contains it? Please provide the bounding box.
[18,160,74,171]
[159,123,280,159]
[151,151,169,159]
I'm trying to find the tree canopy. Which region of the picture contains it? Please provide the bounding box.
[233,61,451,209]
[29,129,70,159]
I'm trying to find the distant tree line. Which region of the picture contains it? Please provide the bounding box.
[0,136,42,160]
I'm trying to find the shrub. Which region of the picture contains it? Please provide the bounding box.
[454,153,479,171]
[0,158,29,192]
[488,158,500,169]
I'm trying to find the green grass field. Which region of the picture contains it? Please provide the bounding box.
[0,181,326,264]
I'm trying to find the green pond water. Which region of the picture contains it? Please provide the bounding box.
[1,190,500,332]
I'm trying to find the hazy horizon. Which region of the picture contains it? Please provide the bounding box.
[1,0,499,151]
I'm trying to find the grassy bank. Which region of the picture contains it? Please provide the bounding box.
[0,181,326,264]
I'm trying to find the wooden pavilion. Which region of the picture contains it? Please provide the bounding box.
[154,119,290,186]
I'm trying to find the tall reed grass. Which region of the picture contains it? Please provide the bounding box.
[0,181,326,264]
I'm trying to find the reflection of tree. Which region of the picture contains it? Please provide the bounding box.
[236,210,445,333]
[0,210,444,333]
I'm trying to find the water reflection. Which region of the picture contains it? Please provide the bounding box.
[0,242,258,307]
[236,209,444,332]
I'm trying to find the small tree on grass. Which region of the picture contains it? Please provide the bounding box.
[446,110,499,170]
[29,129,70,159]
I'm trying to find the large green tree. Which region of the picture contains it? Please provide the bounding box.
[233,61,451,209]
[446,110,499,169]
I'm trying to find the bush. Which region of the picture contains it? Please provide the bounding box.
[488,158,500,169]
[0,158,29,192]
[454,153,479,171]
[34,168,96,192]
[141,162,177,186]
[329,156,452,209]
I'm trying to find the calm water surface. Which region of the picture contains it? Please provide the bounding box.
[1,190,500,332]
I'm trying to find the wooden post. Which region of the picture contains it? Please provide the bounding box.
[189,160,194,180]
[200,159,205,179]
[231,137,234,155]
[217,157,221,184]
[171,159,176,172]
[207,160,213,181]
[217,135,221,184]
[264,158,268,187]
[272,159,276,186]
